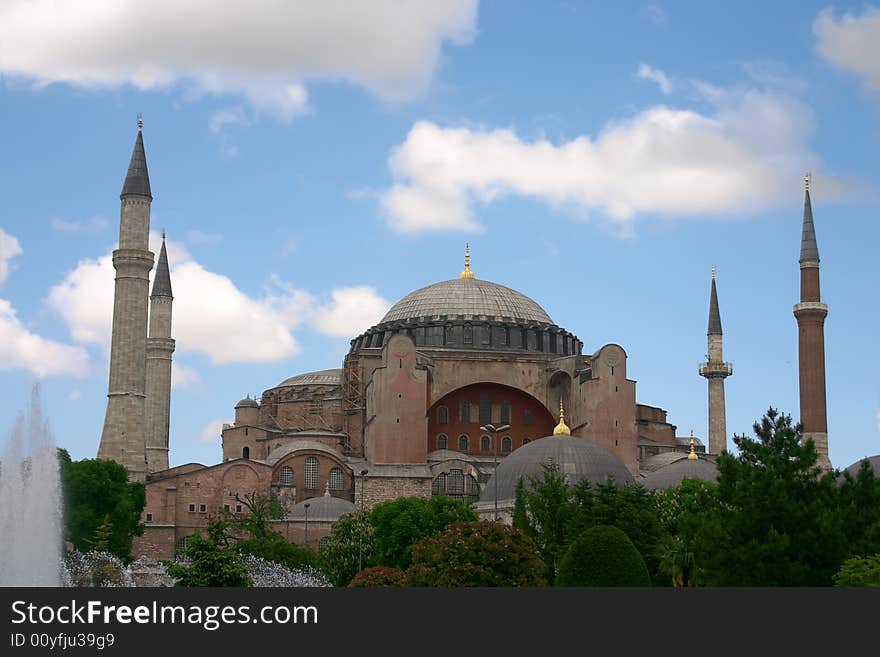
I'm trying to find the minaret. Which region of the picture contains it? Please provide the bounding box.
[699,266,732,456]
[97,118,154,483]
[145,233,175,474]
[793,174,831,469]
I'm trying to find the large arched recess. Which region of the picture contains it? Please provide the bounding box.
[427,382,555,456]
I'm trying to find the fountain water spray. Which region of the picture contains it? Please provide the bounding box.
[0,382,64,586]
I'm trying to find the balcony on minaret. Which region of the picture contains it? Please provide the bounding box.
[699,361,732,377]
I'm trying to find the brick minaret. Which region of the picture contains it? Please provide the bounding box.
[699,267,732,455]
[793,174,831,470]
[97,119,154,483]
[145,234,174,474]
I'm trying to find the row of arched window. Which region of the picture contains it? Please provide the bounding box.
[276,459,345,491]
[431,469,480,501]
[437,433,531,453]
[436,400,525,425]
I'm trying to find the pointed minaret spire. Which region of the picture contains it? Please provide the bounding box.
[700,267,731,456]
[151,235,173,298]
[121,116,152,199]
[460,243,475,279]
[800,173,819,264]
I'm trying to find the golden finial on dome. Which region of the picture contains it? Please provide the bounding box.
[688,430,698,460]
[553,398,571,435]
[460,243,475,279]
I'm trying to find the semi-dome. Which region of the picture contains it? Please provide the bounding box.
[288,493,355,522]
[480,435,635,504]
[381,278,553,325]
[641,457,719,491]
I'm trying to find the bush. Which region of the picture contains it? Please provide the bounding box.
[556,525,651,587]
[348,566,407,587]
[406,520,545,587]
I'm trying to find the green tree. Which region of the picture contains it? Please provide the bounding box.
[317,512,374,587]
[368,496,477,570]
[511,462,576,584]
[166,520,251,587]
[701,407,846,586]
[406,520,545,587]
[59,451,146,561]
[348,566,407,587]
[833,554,880,587]
[556,525,651,587]
[230,491,284,540]
[837,461,880,559]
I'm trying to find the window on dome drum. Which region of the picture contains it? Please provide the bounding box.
[500,401,511,424]
[460,400,471,423]
[242,446,249,459]
[279,466,294,486]
[502,436,512,452]
[304,457,319,490]
[503,326,510,346]
[329,467,344,490]
[481,435,491,452]
[463,324,473,344]
[437,405,449,424]
[458,435,469,451]
[437,434,448,450]
[524,409,533,426]
[479,393,491,424]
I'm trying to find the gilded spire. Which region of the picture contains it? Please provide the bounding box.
[688,430,698,460]
[460,243,475,279]
[553,398,571,435]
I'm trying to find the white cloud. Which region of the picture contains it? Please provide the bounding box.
[171,363,203,390]
[47,254,115,346]
[209,107,251,134]
[815,7,880,91]
[199,418,230,444]
[50,216,109,233]
[0,299,89,377]
[67,390,81,401]
[638,63,672,94]
[380,85,818,233]
[312,286,391,337]
[0,0,478,117]
[0,228,23,285]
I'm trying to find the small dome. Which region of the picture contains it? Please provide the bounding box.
[381,278,553,325]
[234,395,258,409]
[480,435,635,504]
[289,495,355,522]
[275,368,343,389]
[641,458,719,491]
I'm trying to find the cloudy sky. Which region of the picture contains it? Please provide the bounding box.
[1,1,878,470]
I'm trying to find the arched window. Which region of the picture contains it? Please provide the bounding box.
[329,467,344,491]
[304,457,319,490]
[279,466,294,486]
[500,401,511,424]
[437,434,448,450]
[463,324,473,344]
[501,436,512,453]
[480,435,491,452]
[432,472,447,495]
[242,446,250,459]
[459,400,470,423]
[437,406,449,425]
[458,434,469,451]
[448,469,465,494]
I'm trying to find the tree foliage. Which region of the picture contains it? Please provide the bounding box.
[59,451,145,561]
[368,495,477,570]
[317,512,374,587]
[833,554,880,587]
[166,520,251,587]
[406,520,545,587]
[556,524,651,587]
[348,566,407,587]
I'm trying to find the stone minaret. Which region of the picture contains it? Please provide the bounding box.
[145,234,174,474]
[793,174,831,470]
[97,119,154,483]
[699,267,732,456]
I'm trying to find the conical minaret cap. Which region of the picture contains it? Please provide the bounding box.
[151,236,172,297]
[799,176,819,263]
[708,269,722,336]
[121,123,152,199]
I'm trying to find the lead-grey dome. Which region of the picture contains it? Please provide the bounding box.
[641,458,719,491]
[234,395,258,409]
[276,368,342,388]
[842,455,879,479]
[288,495,355,522]
[381,278,553,324]
[480,435,635,504]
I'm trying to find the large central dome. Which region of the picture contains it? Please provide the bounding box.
[380,278,554,324]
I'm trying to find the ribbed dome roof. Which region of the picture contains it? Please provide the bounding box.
[381,278,553,325]
[641,458,719,491]
[234,396,258,409]
[276,368,342,388]
[480,435,635,503]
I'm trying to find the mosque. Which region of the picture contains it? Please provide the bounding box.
[94,124,844,560]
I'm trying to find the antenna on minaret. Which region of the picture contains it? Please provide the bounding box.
[804,171,810,192]
[711,265,716,280]
[137,114,143,132]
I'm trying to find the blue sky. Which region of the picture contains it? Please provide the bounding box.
[0,1,877,471]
